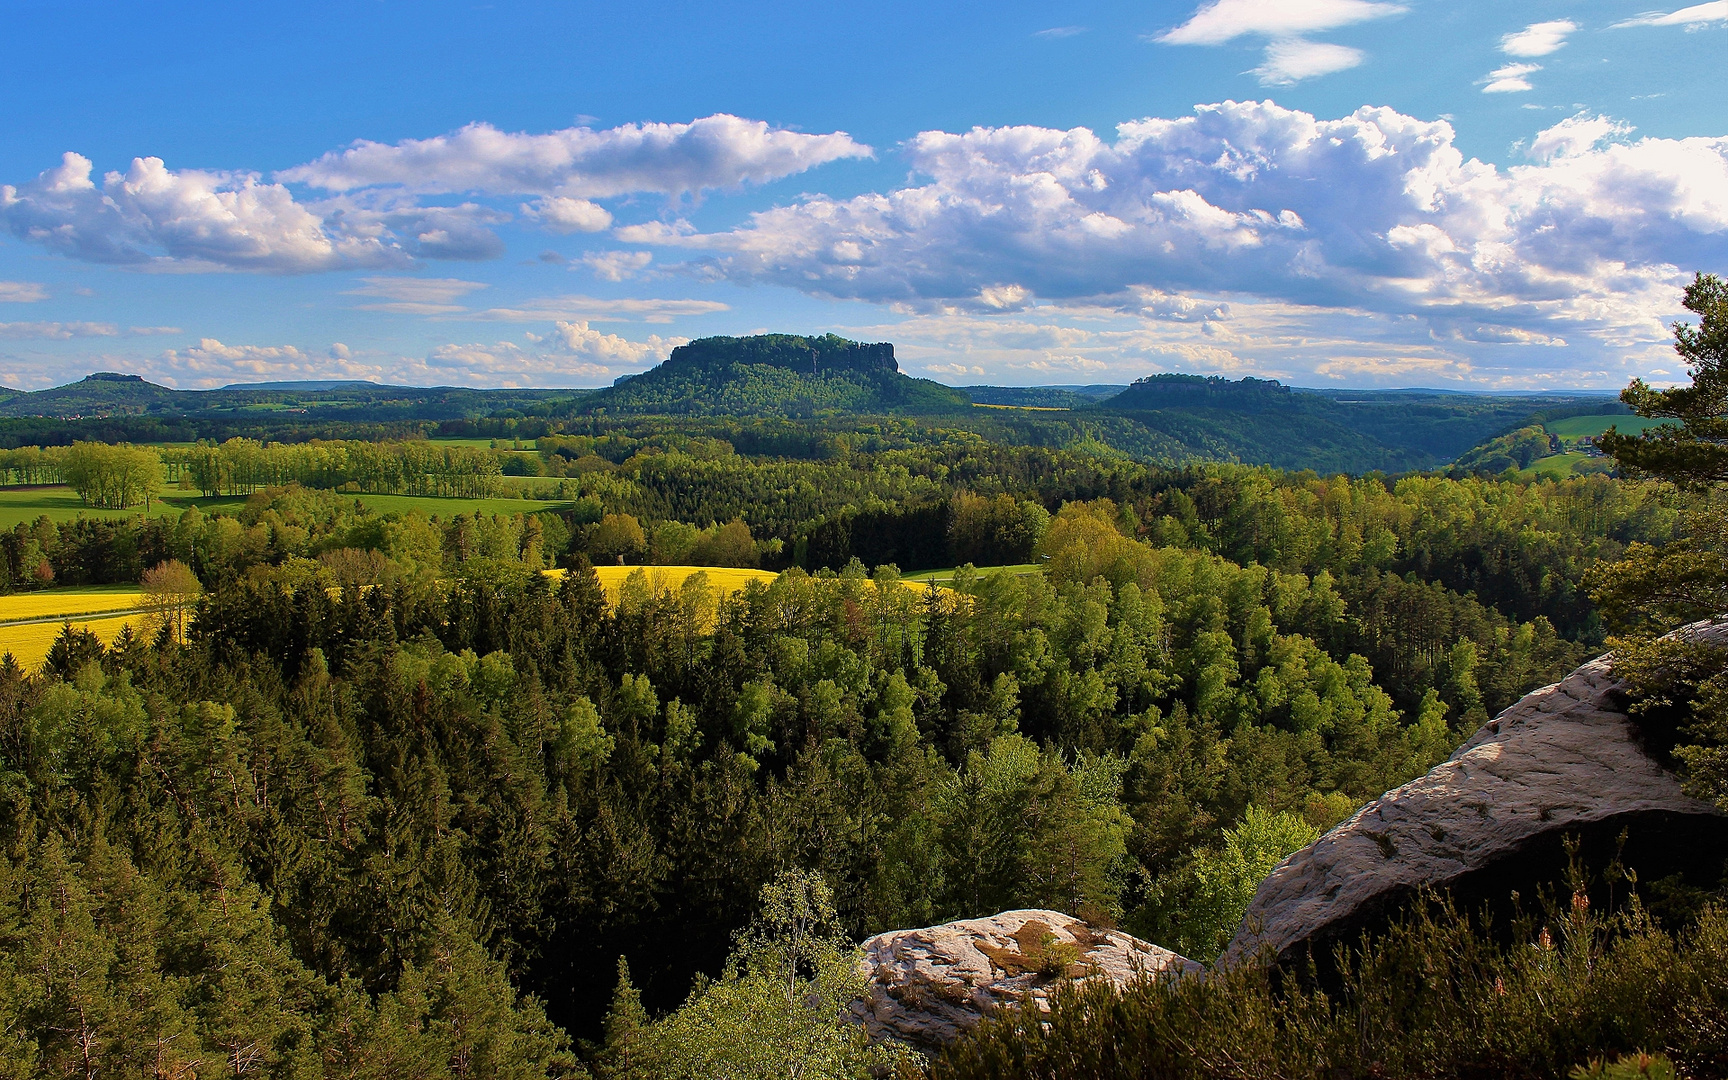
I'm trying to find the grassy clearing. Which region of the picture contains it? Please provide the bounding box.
[0,587,146,622]
[903,563,1043,586]
[0,487,168,527]
[1513,452,1616,480]
[329,492,569,518]
[0,611,142,668]
[0,484,570,528]
[1544,414,1672,439]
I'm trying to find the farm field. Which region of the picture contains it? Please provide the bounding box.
[1544,414,1672,439]
[904,563,1042,586]
[0,484,570,528]
[342,492,570,518]
[0,486,176,527]
[1513,452,1615,480]
[0,586,145,622]
[0,612,143,668]
[0,586,151,668]
[546,565,777,606]
[546,565,950,607]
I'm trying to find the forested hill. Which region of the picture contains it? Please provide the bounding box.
[1089,374,1619,475]
[0,371,581,422]
[576,333,974,416]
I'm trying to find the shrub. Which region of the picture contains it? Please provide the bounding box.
[931,897,1728,1080]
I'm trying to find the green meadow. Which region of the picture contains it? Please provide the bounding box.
[0,484,570,529]
[1543,414,1673,439]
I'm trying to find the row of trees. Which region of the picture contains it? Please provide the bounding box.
[180,437,514,498]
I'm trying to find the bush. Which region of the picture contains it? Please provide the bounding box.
[931,897,1728,1080]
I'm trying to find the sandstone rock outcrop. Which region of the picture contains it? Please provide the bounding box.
[1225,619,1728,968]
[851,909,1196,1049]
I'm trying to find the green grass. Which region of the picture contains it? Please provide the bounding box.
[1544,415,1673,439]
[330,493,570,519]
[427,437,534,450]
[0,487,166,527]
[903,563,1044,585]
[0,485,570,529]
[1511,452,1615,481]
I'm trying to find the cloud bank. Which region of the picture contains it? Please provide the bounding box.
[1,115,870,273]
[619,101,1728,377]
[278,114,870,199]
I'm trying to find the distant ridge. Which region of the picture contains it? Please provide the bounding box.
[1088,373,1620,472]
[576,333,972,416]
[0,372,583,421]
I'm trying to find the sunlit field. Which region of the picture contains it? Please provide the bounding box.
[0,586,145,621]
[545,565,950,607]
[0,611,143,668]
[0,483,572,529]
[546,565,778,605]
[0,586,151,667]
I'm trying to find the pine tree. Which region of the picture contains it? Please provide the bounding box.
[593,956,649,1080]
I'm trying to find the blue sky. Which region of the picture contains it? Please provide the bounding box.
[1,0,1725,391]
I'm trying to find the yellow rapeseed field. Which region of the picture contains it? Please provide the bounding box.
[544,565,778,605]
[0,587,146,622]
[0,612,143,668]
[543,565,945,607]
[0,587,150,668]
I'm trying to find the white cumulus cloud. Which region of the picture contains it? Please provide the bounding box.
[581,251,654,281]
[278,114,871,199]
[3,114,868,273]
[428,322,681,385]
[523,196,613,234]
[621,101,1728,376]
[1500,19,1578,56]
[1,153,401,273]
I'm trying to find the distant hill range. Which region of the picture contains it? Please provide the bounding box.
[962,385,1127,409]
[0,344,1628,475]
[1081,374,1624,474]
[0,372,577,422]
[575,333,971,416]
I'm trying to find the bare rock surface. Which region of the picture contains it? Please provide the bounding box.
[1225,619,1728,967]
[852,908,1196,1049]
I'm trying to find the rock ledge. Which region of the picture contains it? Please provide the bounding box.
[1225,620,1728,967]
[852,908,1195,1049]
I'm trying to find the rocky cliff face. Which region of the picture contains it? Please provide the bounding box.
[851,909,1195,1050]
[1224,619,1728,968]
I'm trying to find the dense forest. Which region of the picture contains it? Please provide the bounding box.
[2,298,1726,1076]
[0,439,1690,1076]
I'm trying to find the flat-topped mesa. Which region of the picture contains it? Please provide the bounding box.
[1223,617,1728,970]
[1107,373,1295,413]
[665,333,898,375]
